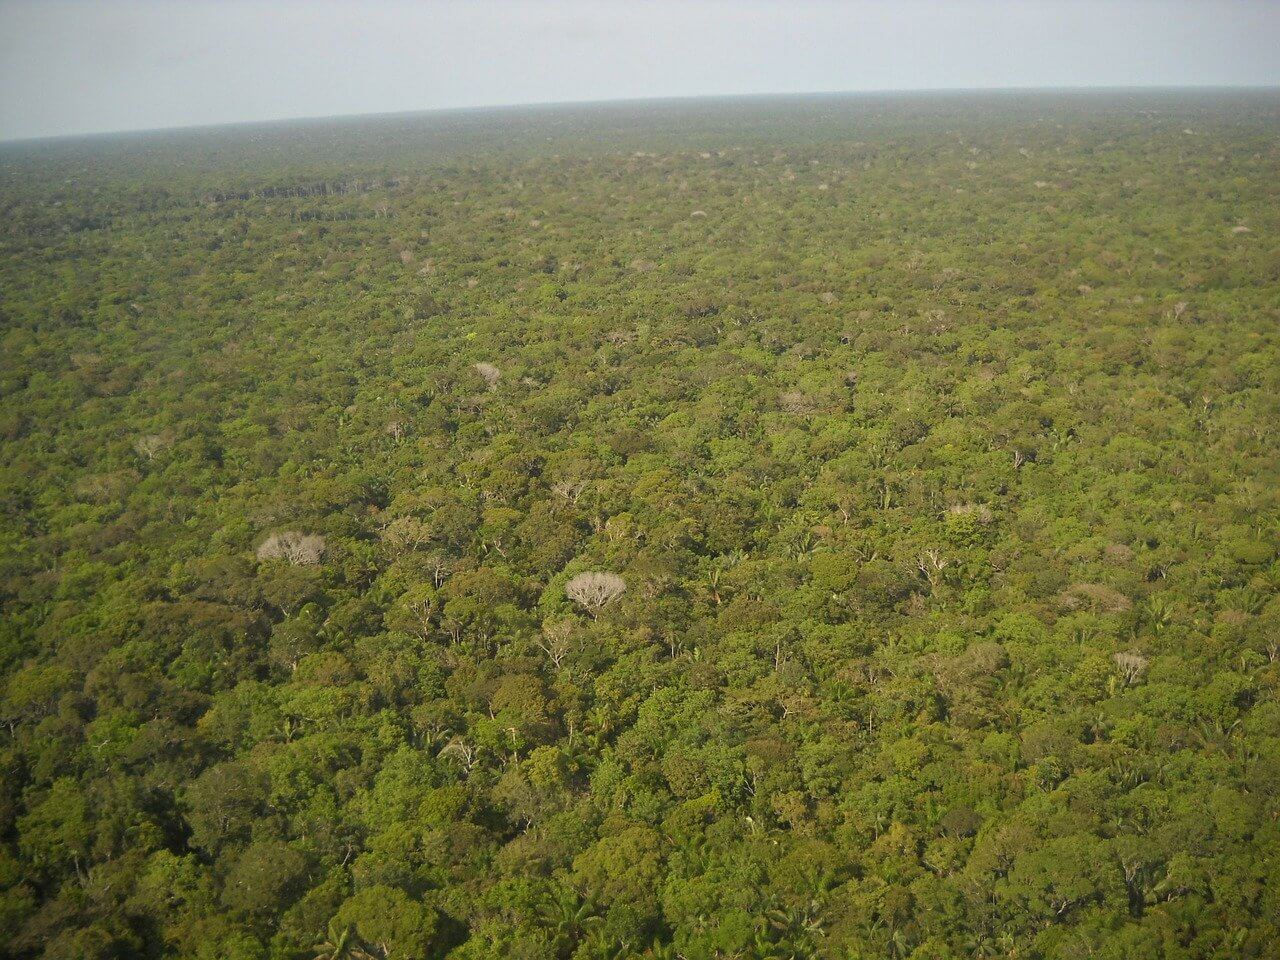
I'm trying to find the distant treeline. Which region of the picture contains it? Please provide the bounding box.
[204,177,404,204]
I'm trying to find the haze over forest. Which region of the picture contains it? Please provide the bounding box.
[2,0,1280,141]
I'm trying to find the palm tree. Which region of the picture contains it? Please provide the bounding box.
[313,923,380,960]
[577,926,631,960]
[542,885,600,952]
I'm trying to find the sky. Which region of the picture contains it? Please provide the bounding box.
[1,0,1278,141]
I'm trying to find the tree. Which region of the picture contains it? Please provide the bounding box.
[565,572,626,618]
[257,531,327,566]
[1112,652,1149,686]
[473,362,502,390]
[1001,835,1123,923]
[221,840,309,916]
[182,762,268,855]
[329,886,438,959]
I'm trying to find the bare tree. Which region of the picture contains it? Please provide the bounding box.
[779,391,814,415]
[133,434,170,460]
[535,618,579,670]
[916,549,949,593]
[379,515,432,554]
[947,502,994,524]
[565,571,626,618]
[473,362,502,390]
[439,736,478,774]
[397,585,438,640]
[257,531,327,566]
[422,552,452,588]
[1113,652,1150,686]
[551,479,588,506]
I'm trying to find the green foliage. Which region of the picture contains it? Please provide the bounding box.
[1,90,1278,957]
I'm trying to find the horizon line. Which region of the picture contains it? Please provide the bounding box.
[5,82,1279,148]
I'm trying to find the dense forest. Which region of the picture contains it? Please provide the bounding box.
[1,91,1278,959]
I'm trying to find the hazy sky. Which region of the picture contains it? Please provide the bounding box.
[1,0,1278,141]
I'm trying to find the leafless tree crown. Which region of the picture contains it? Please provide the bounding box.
[133,434,170,459]
[565,571,626,616]
[256,531,327,566]
[1113,652,1150,686]
[473,362,502,389]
